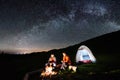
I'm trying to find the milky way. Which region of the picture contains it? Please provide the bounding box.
[0,0,120,53]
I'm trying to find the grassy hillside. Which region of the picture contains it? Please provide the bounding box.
[0,30,120,80]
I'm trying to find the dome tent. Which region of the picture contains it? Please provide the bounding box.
[76,45,96,63]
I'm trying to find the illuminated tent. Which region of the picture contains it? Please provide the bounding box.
[76,45,96,63]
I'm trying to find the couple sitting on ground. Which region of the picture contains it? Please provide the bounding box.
[41,53,78,77]
[47,52,71,70]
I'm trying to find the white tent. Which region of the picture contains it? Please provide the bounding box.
[76,45,96,63]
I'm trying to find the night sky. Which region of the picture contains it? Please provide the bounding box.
[0,0,120,54]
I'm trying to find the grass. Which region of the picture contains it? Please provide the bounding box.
[47,53,120,80]
[1,51,120,80]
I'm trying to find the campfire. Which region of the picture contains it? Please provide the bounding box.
[41,70,57,77]
[40,63,57,77]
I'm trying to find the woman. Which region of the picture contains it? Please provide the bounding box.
[48,54,56,67]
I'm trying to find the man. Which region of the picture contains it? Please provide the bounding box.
[61,52,71,70]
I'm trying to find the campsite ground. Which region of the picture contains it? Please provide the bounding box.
[1,51,120,80]
[38,53,120,80]
[76,53,120,80]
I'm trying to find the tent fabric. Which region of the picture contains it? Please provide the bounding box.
[76,45,96,63]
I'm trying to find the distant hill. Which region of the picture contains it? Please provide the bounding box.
[47,30,120,58]
[80,30,120,54]
[0,30,120,80]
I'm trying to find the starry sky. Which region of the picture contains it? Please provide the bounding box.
[0,0,120,54]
